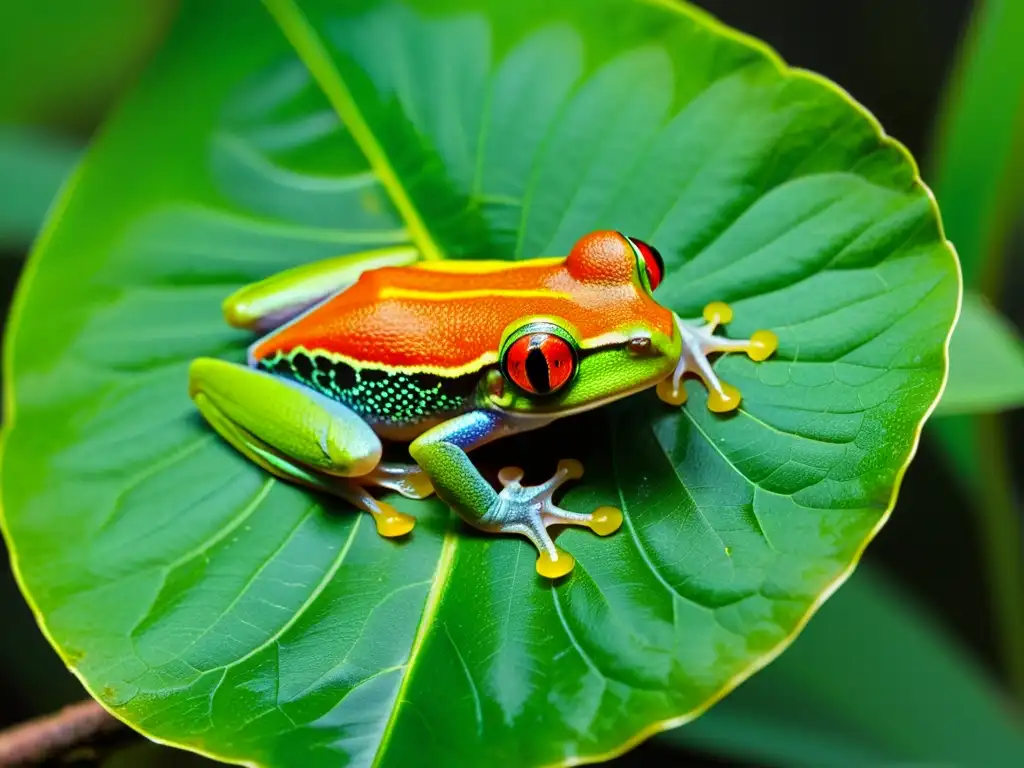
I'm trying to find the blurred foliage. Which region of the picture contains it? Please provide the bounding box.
[938,293,1024,415]
[930,0,1024,290]
[926,0,1024,703]
[0,0,177,742]
[0,0,178,248]
[0,127,80,249]
[674,565,1024,766]
[0,0,178,130]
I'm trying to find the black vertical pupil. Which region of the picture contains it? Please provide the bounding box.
[525,335,551,394]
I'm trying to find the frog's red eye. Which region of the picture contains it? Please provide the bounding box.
[500,323,578,395]
[624,235,665,291]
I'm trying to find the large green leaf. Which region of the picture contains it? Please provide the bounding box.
[0,1,959,765]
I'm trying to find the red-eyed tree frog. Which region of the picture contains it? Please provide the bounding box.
[189,231,777,578]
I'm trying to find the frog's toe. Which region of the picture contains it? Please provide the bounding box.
[504,517,573,578]
[556,458,584,481]
[497,466,525,486]
[536,548,575,579]
[706,381,742,413]
[588,506,623,536]
[544,501,622,536]
[499,459,581,493]
[702,301,733,326]
[485,459,621,579]
[656,377,689,406]
[336,482,416,538]
[747,330,778,362]
[373,504,417,538]
[668,308,778,414]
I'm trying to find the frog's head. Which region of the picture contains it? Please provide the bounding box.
[487,230,682,418]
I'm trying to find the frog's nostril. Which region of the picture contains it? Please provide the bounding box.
[627,336,653,355]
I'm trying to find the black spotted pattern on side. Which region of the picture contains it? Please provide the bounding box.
[260,351,477,424]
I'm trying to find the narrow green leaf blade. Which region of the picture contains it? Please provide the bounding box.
[937,291,1024,415]
[1,1,959,766]
[926,0,1024,703]
[929,0,1024,287]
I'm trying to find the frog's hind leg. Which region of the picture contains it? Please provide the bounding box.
[224,245,419,332]
[410,412,622,579]
[189,357,416,537]
[657,301,778,413]
[332,483,418,538]
[360,462,434,500]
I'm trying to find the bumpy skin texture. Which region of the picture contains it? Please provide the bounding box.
[191,230,771,575]
[189,357,383,477]
[250,230,676,376]
[257,350,479,428]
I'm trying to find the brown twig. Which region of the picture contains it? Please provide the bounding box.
[0,699,125,766]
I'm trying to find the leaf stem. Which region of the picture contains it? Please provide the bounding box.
[0,699,124,765]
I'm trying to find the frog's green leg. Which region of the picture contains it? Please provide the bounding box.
[189,357,416,537]
[657,301,778,413]
[409,411,622,579]
[224,245,419,332]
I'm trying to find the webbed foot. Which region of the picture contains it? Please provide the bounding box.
[657,301,777,413]
[481,459,622,579]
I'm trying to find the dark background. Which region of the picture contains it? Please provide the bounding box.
[1,1,1018,765]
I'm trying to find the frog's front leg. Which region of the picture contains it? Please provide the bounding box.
[410,412,623,579]
[224,246,418,332]
[189,357,419,537]
[658,301,778,413]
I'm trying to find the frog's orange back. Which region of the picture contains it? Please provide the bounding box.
[251,231,675,374]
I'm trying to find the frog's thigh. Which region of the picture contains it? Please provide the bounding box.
[224,246,419,332]
[190,358,417,537]
[189,357,382,478]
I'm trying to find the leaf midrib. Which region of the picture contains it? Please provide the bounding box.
[372,522,459,767]
[257,3,460,762]
[263,0,444,262]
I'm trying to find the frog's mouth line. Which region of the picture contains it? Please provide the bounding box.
[502,376,663,422]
